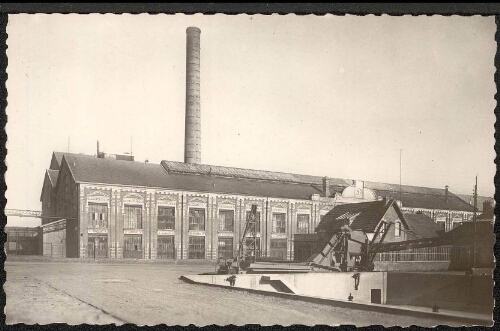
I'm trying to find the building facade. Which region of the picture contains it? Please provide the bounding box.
[40,151,479,261]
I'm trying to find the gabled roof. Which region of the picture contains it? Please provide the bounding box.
[40,169,59,201]
[316,199,405,233]
[403,213,443,239]
[61,154,171,189]
[50,152,96,170]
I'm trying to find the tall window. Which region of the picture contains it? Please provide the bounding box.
[218,237,234,259]
[158,207,175,230]
[188,236,205,259]
[189,208,205,231]
[297,214,309,234]
[124,205,142,229]
[272,213,286,234]
[218,210,234,232]
[246,211,261,232]
[394,221,401,237]
[88,203,108,228]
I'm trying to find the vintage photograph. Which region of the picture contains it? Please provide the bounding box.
[4,13,496,326]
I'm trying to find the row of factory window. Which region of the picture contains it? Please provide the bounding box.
[87,234,288,260]
[88,203,312,234]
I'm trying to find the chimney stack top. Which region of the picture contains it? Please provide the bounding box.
[186,27,201,34]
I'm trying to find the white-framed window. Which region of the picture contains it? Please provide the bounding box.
[158,206,175,230]
[189,208,205,231]
[394,221,401,237]
[272,213,286,234]
[88,203,108,228]
[297,214,310,234]
[218,210,234,232]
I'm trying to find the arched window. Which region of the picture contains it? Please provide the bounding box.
[394,222,401,237]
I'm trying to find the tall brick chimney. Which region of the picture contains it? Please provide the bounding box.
[323,177,331,198]
[184,27,201,164]
[445,185,449,203]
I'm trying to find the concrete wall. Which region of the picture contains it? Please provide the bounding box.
[186,272,387,304]
[386,272,494,312]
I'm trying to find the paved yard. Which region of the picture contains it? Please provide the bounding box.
[4,261,487,326]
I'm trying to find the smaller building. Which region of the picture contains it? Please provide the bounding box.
[294,198,410,265]
[5,226,42,256]
[446,221,495,271]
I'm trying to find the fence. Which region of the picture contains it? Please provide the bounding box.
[374,246,471,262]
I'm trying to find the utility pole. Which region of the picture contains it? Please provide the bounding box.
[399,149,402,205]
[472,175,478,270]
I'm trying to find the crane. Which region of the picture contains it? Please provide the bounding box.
[217,204,258,274]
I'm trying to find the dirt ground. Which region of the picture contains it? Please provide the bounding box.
[3,260,490,326]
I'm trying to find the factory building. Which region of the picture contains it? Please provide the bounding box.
[40,27,479,261]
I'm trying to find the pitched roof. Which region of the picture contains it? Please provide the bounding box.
[403,213,443,239]
[40,170,56,202]
[51,152,96,170]
[62,155,172,188]
[162,160,352,187]
[455,194,493,212]
[315,199,403,233]
[161,161,473,212]
[162,171,325,200]
[48,152,476,212]
[60,155,327,199]
[380,190,474,212]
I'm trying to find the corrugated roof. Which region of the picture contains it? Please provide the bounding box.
[161,160,353,187]
[316,200,400,233]
[161,161,474,212]
[403,213,443,239]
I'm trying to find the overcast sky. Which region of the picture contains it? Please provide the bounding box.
[6,14,496,226]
